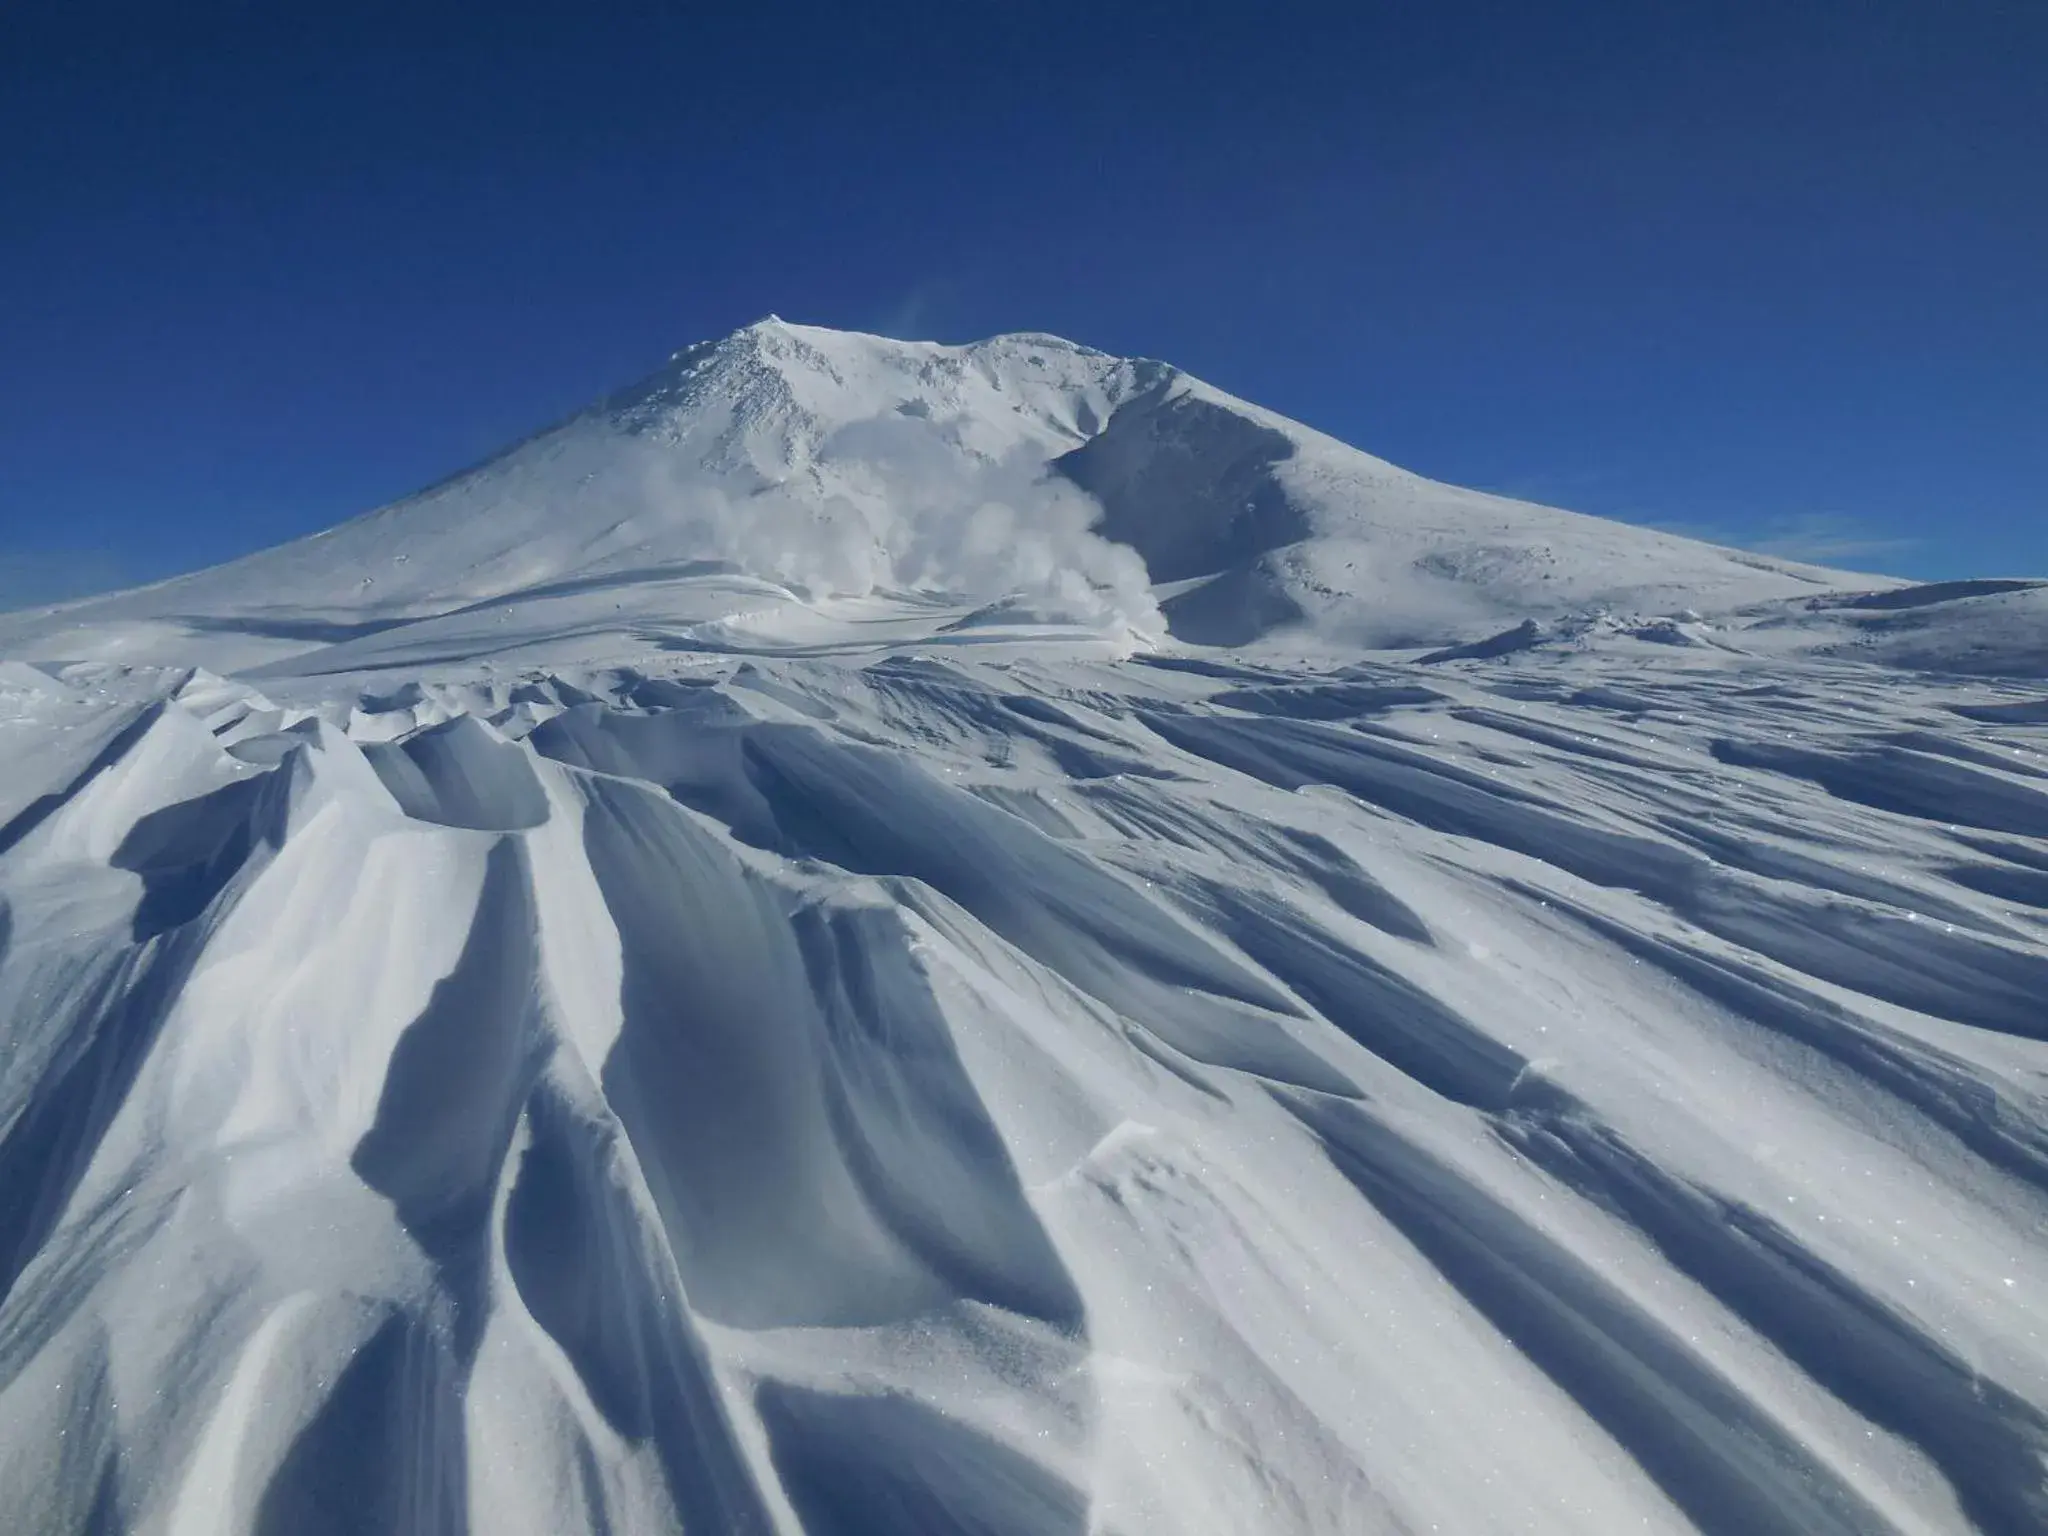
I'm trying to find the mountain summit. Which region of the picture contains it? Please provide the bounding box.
[0,321,1866,676]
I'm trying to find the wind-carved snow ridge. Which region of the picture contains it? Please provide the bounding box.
[2,321,2047,1534]
[5,649,2048,1535]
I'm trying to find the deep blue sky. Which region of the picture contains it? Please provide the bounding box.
[3,0,2043,608]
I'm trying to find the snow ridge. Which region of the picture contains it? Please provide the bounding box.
[3,645,2048,1534]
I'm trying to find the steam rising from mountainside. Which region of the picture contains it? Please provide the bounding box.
[598,416,1164,636]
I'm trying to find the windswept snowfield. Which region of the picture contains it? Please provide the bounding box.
[2,321,2046,1535]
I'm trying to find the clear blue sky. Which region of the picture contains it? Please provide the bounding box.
[3,0,2043,608]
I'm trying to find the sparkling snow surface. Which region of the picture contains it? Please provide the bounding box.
[1,323,2045,1535]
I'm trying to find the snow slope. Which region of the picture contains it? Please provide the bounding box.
[2,322,2047,1535]
[0,318,1884,671]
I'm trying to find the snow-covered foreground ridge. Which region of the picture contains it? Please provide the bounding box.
[3,320,2048,1534]
[4,647,2048,1535]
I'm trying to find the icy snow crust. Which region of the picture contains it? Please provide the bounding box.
[2,322,2047,1534]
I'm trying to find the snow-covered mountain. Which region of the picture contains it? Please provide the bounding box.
[0,318,1885,673]
[3,322,2047,1535]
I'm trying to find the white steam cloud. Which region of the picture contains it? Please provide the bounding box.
[575,414,1164,641]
